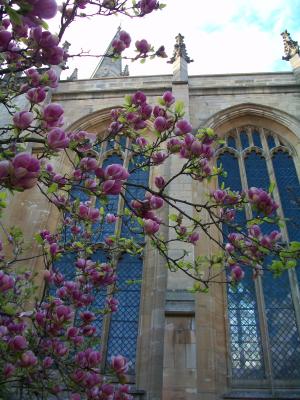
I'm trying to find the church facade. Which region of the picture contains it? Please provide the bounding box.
[4,31,300,400]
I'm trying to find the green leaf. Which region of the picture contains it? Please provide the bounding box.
[175,100,185,115]
[34,233,44,245]
[268,181,276,193]
[47,183,58,194]
[7,8,22,25]
[169,214,178,222]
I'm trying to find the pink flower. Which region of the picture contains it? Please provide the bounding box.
[78,204,100,222]
[26,0,58,19]
[230,265,245,282]
[106,297,119,312]
[9,335,28,351]
[102,180,122,195]
[55,305,73,323]
[188,231,200,245]
[105,164,129,180]
[0,30,12,51]
[80,311,96,324]
[106,213,117,223]
[20,351,37,368]
[42,356,54,369]
[176,119,193,135]
[13,111,34,129]
[135,39,151,54]
[26,87,46,103]
[0,160,10,182]
[154,176,165,189]
[42,103,64,128]
[143,219,160,235]
[247,187,278,216]
[4,363,15,378]
[162,91,175,106]
[139,0,159,15]
[132,91,147,106]
[47,128,70,150]
[151,151,167,165]
[0,271,14,292]
[149,195,164,209]
[154,116,168,132]
[111,355,129,375]
[11,152,40,189]
[80,157,98,171]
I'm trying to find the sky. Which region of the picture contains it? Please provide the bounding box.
[53,0,300,79]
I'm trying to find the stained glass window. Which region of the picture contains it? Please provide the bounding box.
[53,135,149,377]
[218,126,300,387]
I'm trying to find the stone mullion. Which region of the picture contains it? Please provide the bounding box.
[237,134,274,388]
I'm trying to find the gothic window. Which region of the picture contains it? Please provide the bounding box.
[217,126,300,387]
[53,134,149,379]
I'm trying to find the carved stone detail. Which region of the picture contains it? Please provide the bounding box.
[281,30,299,61]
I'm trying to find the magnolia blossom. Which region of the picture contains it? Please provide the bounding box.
[47,128,70,150]
[188,231,200,245]
[11,152,40,189]
[154,176,165,189]
[162,91,175,107]
[13,111,34,129]
[111,355,129,375]
[143,219,160,234]
[42,103,64,128]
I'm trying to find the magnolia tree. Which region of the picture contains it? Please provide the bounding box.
[0,0,299,399]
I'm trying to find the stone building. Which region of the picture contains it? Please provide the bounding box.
[4,31,300,399]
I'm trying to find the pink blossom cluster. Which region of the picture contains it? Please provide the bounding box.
[225,225,282,281]
[247,187,279,216]
[130,192,164,235]
[0,152,40,190]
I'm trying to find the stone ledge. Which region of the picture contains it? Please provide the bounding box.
[223,391,300,399]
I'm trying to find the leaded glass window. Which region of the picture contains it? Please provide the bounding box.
[53,134,149,378]
[217,126,300,387]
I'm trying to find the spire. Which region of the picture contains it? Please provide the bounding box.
[91,27,123,79]
[168,33,193,82]
[67,67,78,81]
[168,33,193,64]
[281,30,299,61]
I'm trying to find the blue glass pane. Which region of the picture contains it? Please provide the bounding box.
[252,131,262,148]
[263,270,300,379]
[267,135,276,150]
[228,269,265,379]
[245,151,269,190]
[240,131,249,149]
[218,152,246,228]
[118,135,127,150]
[106,253,144,373]
[272,151,300,242]
[218,152,242,192]
[121,157,149,241]
[106,138,115,151]
[227,136,236,149]
[49,252,76,297]
[94,154,123,243]
[89,249,109,339]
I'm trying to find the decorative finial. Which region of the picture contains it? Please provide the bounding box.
[281,30,299,61]
[168,33,193,64]
[122,65,129,76]
[62,41,71,52]
[67,68,78,81]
